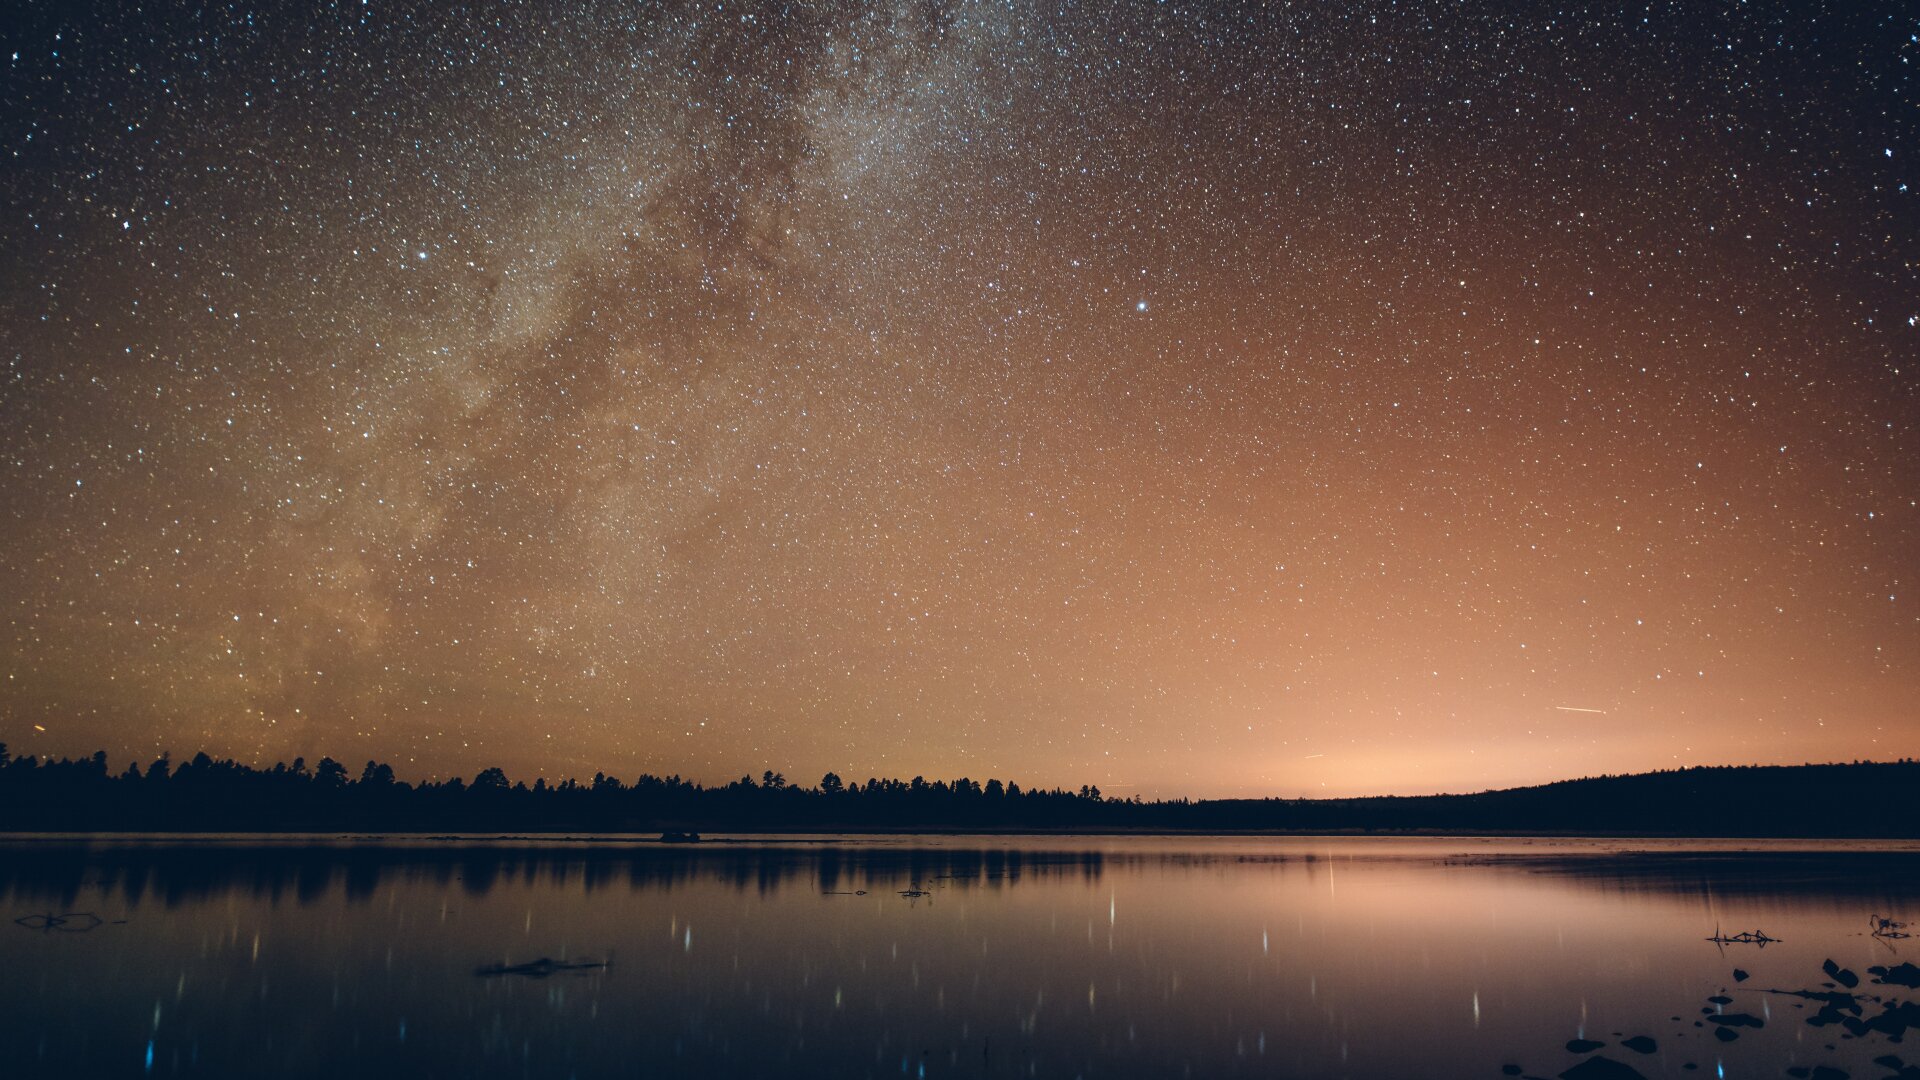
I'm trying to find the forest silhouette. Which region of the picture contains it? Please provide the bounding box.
[0,744,1913,836]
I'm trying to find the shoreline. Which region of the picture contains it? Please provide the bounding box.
[4,829,1920,846]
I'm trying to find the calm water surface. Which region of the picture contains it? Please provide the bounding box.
[2,835,1916,1078]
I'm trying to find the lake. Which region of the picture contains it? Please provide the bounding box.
[2,835,1916,1078]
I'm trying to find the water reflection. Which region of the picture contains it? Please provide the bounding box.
[6,838,1917,909]
[1,837,1914,1078]
[0,842,1132,908]
[1463,850,1920,900]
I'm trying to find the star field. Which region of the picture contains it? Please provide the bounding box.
[3,0,1915,796]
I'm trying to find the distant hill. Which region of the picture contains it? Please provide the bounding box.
[0,745,1912,837]
[1185,761,1918,837]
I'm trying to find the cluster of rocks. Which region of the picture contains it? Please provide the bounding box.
[1495,955,1920,1080]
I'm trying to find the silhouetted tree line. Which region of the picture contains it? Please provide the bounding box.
[0,742,1913,836]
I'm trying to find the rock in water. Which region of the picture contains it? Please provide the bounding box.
[1870,962,1920,988]
[1558,1057,1648,1080]
[1823,958,1860,988]
[1732,968,1748,982]
[1565,1039,1606,1053]
[1620,1036,1657,1054]
[1713,1026,1739,1043]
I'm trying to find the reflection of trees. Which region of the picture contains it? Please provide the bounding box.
[2,845,1916,912]
[21,845,1123,909]
[0,846,1131,909]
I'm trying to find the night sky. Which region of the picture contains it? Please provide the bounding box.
[3,1,1915,797]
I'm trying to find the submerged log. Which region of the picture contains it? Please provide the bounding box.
[475,956,612,978]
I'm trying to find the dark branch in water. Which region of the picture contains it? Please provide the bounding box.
[1707,924,1781,945]
[1872,913,1912,939]
[474,957,611,978]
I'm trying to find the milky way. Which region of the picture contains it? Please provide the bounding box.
[3,1,1915,796]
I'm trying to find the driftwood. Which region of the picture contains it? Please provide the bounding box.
[475,956,611,978]
[13,912,106,932]
[1707,923,1780,945]
[1871,913,1911,939]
